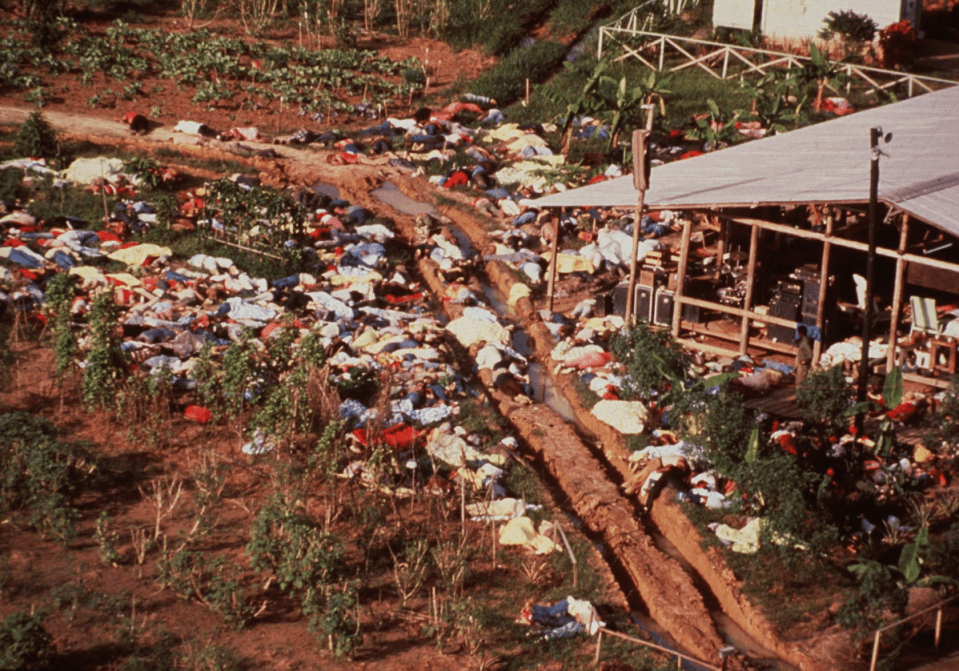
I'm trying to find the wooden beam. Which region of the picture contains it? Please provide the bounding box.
[724,215,959,276]
[671,218,692,337]
[685,323,799,355]
[739,222,759,355]
[676,294,799,329]
[886,215,911,372]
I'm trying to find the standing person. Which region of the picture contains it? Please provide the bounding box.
[795,324,813,385]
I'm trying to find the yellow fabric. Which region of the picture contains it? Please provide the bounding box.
[446,316,511,348]
[69,266,106,282]
[591,400,649,434]
[544,252,594,275]
[507,283,531,307]
[350,328,379,351]
[107,244,172,266]
[498,516,558,554]
[913,444,934,463]
[105,273,141,287]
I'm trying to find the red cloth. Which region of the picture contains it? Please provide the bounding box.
[184,405,213,423]
[260,322,281,339]
[886,401,918,422]
[442,171,469,188]
[680,150,704,160]
[3,239,25,247]
[351,424,418,450]
[385,292,423,304]
[19,269,38,280]
[567,351,613,370]
[97,230,121,243]
[588,175,608,184]
[122,111,140,124]
[142,276,159,291]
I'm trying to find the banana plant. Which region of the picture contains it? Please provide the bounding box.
[598,69,668,152]
[539,58,610,154]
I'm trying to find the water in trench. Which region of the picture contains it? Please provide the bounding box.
[371,181,435,216]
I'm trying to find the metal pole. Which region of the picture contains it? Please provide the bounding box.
[856,127,882,439]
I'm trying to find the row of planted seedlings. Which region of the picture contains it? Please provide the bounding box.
[0,18,426,113]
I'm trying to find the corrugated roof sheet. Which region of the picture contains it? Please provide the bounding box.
[526,85,959,237]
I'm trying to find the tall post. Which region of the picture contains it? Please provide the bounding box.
[856,127,882,438]
[671,218,692,338]
[625,107,655,323]
[625,129,650,323]
[738,223,759,355]
[886,215,910,372]
[547,210,561,312]
[813,212,834,364]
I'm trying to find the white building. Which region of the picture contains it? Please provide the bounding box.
[712,0,921,41]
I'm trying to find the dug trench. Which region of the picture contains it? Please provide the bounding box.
[375,178,857,671]
[1,107,846,669]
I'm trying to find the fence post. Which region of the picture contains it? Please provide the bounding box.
[658,37,665,70]
[593,630,603,666]
[935,606,943,648]
[869,630,882,671]
[908,77,914,98]
[722,48,729,79]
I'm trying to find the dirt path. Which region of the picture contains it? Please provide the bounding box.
[0,105,817,669]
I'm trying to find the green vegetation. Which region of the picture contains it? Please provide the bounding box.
[0,412,95,542]
[0,611,54,671]
[14,111,59,164]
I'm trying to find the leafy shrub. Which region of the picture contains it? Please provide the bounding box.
[796,364,851,436]
[0,412,94,541]
[471,40,567,105]
[878,20,919,70]
[247,492,345,592]
[14,111,59,163]
[82,292,128,409]
[819,10,877,45]
[609,320,688,400]
[0,611,54,671]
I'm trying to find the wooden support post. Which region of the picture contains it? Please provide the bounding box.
[525,78,530,107]
[546,211,561,312]
[739,222,759,355]
[813,214,833,364]
[671,218,692,338]
[935,606,942,648]
[593,630,603,666]
[886,215,910,372]
[714,218,726,281]
[626,129,650,324]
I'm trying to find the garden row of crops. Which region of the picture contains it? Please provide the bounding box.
[0,19,424,113]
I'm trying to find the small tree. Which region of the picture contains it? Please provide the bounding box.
[818,10,877,62]
[14,111,59,164]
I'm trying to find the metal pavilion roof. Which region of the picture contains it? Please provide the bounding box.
[525,85,959,237]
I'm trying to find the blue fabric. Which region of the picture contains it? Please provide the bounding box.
[53,250,75,269]
[272,275,299,289]
[762,360,795,375]
[8,248,42,268]
[796,324,822,342]
[165,270,189,283]
[513,211,537,226]
[484,187,510,201]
